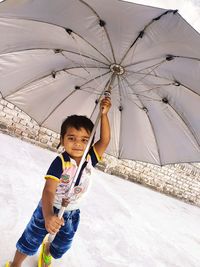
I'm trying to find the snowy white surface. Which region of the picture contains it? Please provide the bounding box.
[1,132,200,267]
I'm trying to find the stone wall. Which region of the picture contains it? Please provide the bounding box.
[1,98,200,207]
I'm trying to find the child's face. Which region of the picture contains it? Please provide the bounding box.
[62,126,91,162]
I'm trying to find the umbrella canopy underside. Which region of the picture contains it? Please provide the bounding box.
[0,0,200,165]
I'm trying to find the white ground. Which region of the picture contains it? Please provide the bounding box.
[1,132,200,267]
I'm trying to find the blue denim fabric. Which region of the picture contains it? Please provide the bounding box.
[16,203,80,259]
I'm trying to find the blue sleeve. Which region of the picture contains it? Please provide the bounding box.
[88,146,101,167]
[45,156,63,181]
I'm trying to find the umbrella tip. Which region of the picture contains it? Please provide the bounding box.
[51,71,56,79]
[162,98,168,104]
[99,20,106,27]
[65,28,73,35]
[173,81,181,86]
[119,106,123,112]
[166,55,174,61]
[54,49,62,54]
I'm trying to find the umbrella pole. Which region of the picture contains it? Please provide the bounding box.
[47,84,113,244]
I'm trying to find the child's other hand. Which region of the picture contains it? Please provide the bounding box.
[100,97,111,115]
[45,215,64,234]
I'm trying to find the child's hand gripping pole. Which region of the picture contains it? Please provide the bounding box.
[48,198,69,242]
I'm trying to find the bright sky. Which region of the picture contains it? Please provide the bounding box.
[126,0,200,33]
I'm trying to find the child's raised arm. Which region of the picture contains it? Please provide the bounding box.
[94,97,111,157]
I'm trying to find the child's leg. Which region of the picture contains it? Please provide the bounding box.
[10,250,27,267]
[49,209,80,259]
[10,203,48,266]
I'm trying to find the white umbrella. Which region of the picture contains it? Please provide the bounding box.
[0,0,200,165]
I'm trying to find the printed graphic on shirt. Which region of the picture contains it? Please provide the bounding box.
[55,161,92,204]
[60,173,70,183]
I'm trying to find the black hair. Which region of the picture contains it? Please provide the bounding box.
[57,115,94,149]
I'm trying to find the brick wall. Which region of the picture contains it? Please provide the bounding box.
[1,99,200,207]
[0,99,60,150]
[100,155,200,206]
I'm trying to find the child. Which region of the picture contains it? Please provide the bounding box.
[7,97,111,267]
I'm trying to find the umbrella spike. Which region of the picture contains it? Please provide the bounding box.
[99,19,106,27]
[118,106,123,112]
[51,71,56,79]
[162,97,168,104]
[166,55,174,61]
[65,28,73,35]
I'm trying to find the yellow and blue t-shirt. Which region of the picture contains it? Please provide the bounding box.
[45,146,100,211]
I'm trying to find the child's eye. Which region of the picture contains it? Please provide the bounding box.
[67,136,75,141]
[82,138,89,144]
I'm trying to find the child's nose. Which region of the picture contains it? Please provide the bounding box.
[74,140,82,146]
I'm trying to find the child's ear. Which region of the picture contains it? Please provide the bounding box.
[57,138,64,150]
[60,137,64,146]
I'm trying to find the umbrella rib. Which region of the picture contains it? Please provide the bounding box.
[4,67,109,99]
[61,50,109,66]
[117,76,124,159]
[125,57,167,69]
[178,82,200,98]
[112,77,141,110]
[39,71,112,126]
[124,72,200,149]
[123,76,162,164]
[0,16,111,64]
[173,55,200,62]
[0,90,3,99]
[79,71,111,88]
[117,75,123,109]
[0,48,109,67]
[126,70,170,82]
[125,53,200,99]
[119,9,178,65]
[61,52,109,77]
[126,55,200,69]
[40,89,77,126]
[4,72,56,99]
[128,93,161,102]
[125,56,200,94]
[164,102,200,148]
[63,67,108,81]
[126,75,200,149]
[125,59,166,73]
[69,30,112,64]
[126,62,165,88]
[0,94,41,128]
[125,71,174,95]
[126,69,172,85]
[79,0,116,63]
[126,69,200,99]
